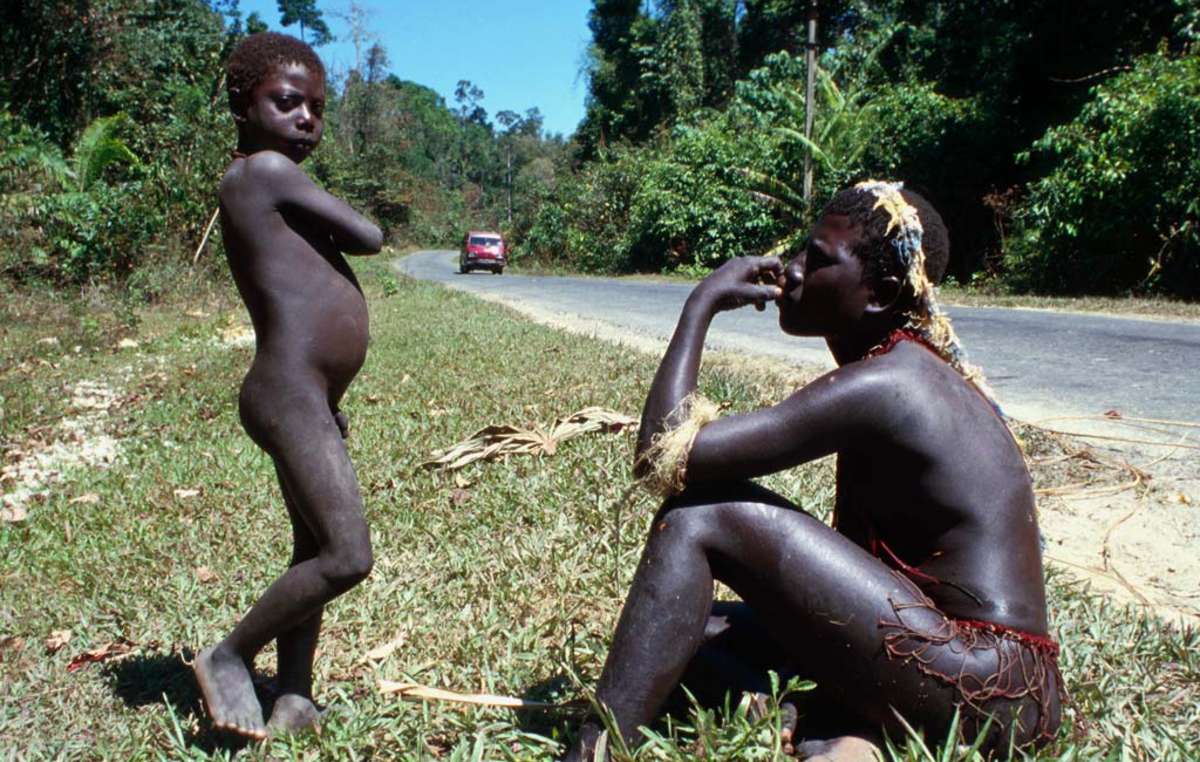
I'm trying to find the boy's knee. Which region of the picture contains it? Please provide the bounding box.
[321,539,373,589]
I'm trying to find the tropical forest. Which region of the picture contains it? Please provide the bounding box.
[3,1,1199,297]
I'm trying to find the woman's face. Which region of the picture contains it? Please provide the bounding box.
[776,213,874,337]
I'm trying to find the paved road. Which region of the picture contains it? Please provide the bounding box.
[397,250,1200,423]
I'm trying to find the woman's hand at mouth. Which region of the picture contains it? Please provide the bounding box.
[690,256,784,314]
[777,251,806,305]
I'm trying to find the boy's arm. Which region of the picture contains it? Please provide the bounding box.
[635,256,783,475]
[256,151,384,255]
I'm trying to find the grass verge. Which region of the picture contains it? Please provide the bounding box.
[508,261,1200,322]
[1,259,1196,759]
[934,285,1200,322]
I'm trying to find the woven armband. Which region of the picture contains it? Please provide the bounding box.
[638,392,722,497]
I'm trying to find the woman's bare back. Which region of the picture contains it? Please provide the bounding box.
[833,342,1048,634]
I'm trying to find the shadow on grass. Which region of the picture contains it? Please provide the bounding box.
[103,649,273,754]
[515,673,586,739]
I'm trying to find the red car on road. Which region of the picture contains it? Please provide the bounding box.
[459,231,507,274]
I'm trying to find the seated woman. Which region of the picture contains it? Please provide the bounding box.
[565,182,1063,761]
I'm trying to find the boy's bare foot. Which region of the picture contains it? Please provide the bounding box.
[267,693,324,735]
[561,722,604,762]
[795,735,883,761]
[194,645,267,740]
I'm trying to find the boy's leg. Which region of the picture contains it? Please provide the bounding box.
[566,483,966,760]
[268,464,325,733]
[196,403,371,739]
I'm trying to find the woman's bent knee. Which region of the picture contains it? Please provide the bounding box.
[651,494,783,549]
[648,501,722,549]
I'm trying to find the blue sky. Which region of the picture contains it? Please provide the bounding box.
[238,0,594,137]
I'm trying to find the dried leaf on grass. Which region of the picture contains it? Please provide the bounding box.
[0,636,25,663]
[421,407,637,472]
[1,504,27,523]
[1012,421,1152,498]
[45,629,72,654]
[378,680,569,709]
[67,638,137,672]
[173,488,201,500]
[360,633,406,664]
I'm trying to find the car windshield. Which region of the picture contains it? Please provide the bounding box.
[470,236,501,247]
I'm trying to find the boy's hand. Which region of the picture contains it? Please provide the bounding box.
[691,256,783,314]
[334,409,350,439]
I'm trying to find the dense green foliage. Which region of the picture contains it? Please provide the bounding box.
[1006,52,1200,295]
[3,0,1198,297]
[0,0,565,288]
[517,0,1200,297]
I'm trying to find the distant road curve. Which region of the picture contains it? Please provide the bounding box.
[396,250,1200,425]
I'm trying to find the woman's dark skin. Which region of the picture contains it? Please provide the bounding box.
[566,211,1056,760]
[193,61,383,740]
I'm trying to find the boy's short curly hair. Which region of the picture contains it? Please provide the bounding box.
[823,184,950,290]
[226,32,325,114]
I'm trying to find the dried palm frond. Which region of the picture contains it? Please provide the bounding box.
[420,407,637,471]
[379,680,581,709]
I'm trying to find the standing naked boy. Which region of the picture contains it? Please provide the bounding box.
[194,32,383,740]
[566,183,1063,760]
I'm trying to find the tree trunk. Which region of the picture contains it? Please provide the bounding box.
[803,0,818,205]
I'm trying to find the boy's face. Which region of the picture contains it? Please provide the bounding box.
[238,62,325,162]
[776,212,874,336]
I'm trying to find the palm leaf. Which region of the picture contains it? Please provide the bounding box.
[771,126,835,171]
[745,190,802,220]
[733,167,809,214]
[73,114,138,191]
[817,67,845,113]
[3,144,73,188]
[761,228,809,259]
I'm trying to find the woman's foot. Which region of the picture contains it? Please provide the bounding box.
[561,721,604,762]
[743,692,800,755]
[194,644,267,740]
[795,735,883,761]
[267,693,325,735]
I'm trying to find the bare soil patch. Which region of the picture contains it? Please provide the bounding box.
[1,379,123,523]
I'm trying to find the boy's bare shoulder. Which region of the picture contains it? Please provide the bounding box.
[220,150,302,199]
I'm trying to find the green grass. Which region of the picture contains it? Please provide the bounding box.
[1,259,1197,760]
[934,284,1200,322]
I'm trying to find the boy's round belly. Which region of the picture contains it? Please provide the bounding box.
[314,309,368,379]
[256,292,369,385]
[309,297,369,380]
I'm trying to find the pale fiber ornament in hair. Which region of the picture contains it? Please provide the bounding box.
[854,180,998,406]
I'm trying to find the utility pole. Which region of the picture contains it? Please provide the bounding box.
[803,0,818,206]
